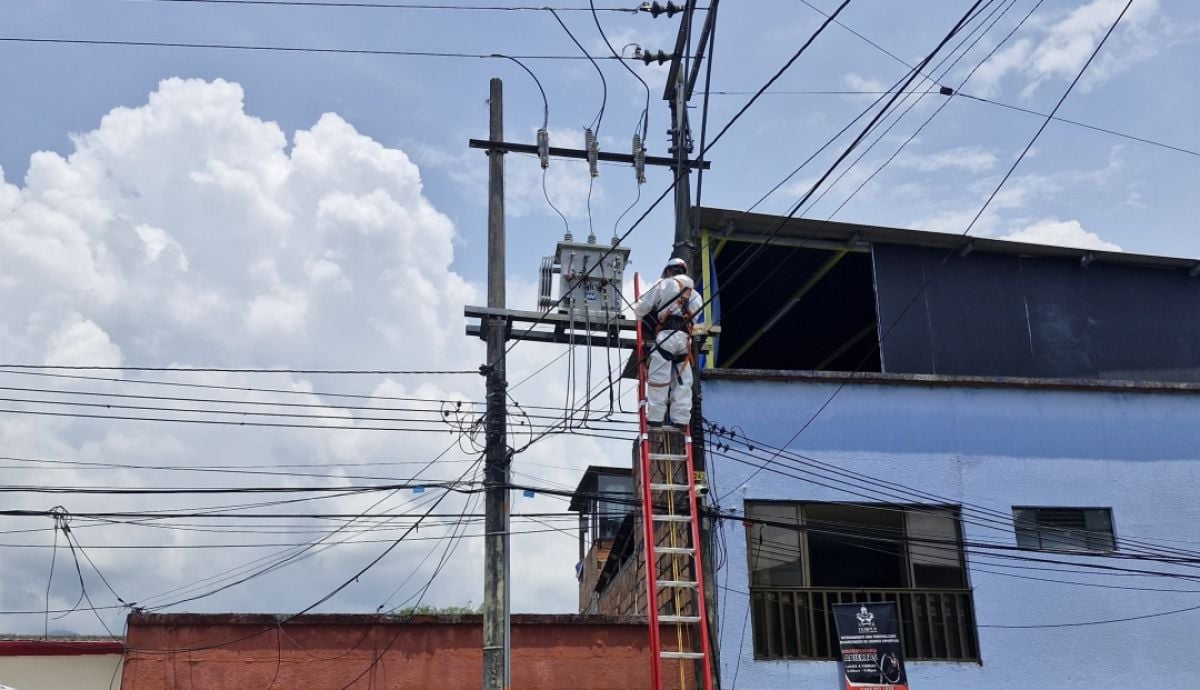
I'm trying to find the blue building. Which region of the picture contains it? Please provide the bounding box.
[574,207,1200,688]
[700,207,1200,688]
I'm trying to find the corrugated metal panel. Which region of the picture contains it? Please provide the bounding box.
[872,243,1200,383]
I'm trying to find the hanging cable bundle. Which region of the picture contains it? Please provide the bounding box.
[632,133,646,184]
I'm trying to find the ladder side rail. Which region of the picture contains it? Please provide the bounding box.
[684,433,715,690]
[634,273,664,690]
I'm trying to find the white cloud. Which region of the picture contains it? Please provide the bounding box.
[0,78,625,633]
[843,72,889,93]
[896,145,998,173]
[1000,218,1122,251]
[43,313,123,367]
[968,0,1168,98]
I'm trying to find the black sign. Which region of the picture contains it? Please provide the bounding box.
[832,602,908,690]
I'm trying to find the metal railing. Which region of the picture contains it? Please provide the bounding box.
[749,587,979,662]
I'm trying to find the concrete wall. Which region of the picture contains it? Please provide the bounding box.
[703,375,1200,689]
[121,613,689,690]
[0,641,123,690]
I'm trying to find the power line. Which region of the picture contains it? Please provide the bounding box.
[0,36,642,60]
[0,403,633,440]
[133,0,641,10]
[707,424,1200,564]
[0,364,474,375]
[752,0,1138,478]
[0,367,635,416]
[980,602,1200,629]
[956,91,1200,158]
[708,0,1033,329]
[492,0,855,371]
[636,0,1000,382]
[793,0,1200,159]
[0,387,633,430]
[0,480,481,495]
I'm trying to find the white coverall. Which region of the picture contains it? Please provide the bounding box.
[633,274,703,427]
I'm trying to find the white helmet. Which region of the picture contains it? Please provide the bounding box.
[662,257,688,277]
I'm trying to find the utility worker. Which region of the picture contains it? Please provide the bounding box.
[633,257,705,429]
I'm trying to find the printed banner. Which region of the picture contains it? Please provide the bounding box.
[831,602,909,690]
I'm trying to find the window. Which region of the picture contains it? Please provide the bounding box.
[594,474,633,540]
[745,502,978,662]
[1013,507,1115,552]
[708,241,881,372]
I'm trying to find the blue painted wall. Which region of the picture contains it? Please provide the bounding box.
[704,377,1200,689]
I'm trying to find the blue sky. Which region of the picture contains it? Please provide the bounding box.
[0,0,1197,632]
[3,0,1198,275]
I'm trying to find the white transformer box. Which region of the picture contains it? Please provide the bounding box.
[538,239,631,317]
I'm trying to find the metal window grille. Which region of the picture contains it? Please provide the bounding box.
[749,588,980,662]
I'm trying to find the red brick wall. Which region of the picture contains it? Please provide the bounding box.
[593,431,697,620]
[121,613,690,690]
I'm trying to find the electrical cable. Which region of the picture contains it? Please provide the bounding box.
[129,441,471,611]
[506,2,1001,458]
[0,36,643,61]
[0,364,473,375]
[589,0,650,139]
[791,0,1200,160]
[0,367,634,415]
[955,92,1200,158]
[717,0,1137,498]
[492,0,855,369]
[547,7,607,244]
[679,0,996,337]
[799,0,1020,216]
[135,0,642,10]
[707,425,1200,564]
[710,0,1028,327]
[547,9,607,134]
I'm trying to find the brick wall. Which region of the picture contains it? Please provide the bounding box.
[592,430,698,620]
[578,538,614,613]
[122,613,692,690]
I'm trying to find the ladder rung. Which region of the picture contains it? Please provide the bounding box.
[651,514,692,522]
[656,580,699,588]
[660,651,705,660]
[648,453,687,462]
[649,483,691,492]
[659,615,701,624]
[656,547,694,555]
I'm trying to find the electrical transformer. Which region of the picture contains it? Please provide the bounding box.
[538,238,630,317]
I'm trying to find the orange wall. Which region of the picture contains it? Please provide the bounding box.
[122,613,693,690]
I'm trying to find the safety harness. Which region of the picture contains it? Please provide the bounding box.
[652,277,695,379]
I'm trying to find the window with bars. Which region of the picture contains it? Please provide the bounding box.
[744,501,979,662]
[1013,507,1115,552]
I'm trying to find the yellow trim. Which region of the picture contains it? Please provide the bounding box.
[699,228,715,370]
[712,238,728,261]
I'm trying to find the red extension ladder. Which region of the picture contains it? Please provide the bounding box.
[633,273,714,690]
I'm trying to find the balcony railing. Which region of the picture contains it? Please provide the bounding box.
[750,587,979,662]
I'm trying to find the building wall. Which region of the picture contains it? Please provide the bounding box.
[0,641,123,690]
[590,431,697,620]
[121,613,687,690]
[703,375,1200,689]
[594,538,643,616]
[579,538,612,612]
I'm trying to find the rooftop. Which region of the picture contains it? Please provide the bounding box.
[696,206,1200,385]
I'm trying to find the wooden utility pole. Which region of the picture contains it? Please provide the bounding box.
[482,77,510,690]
